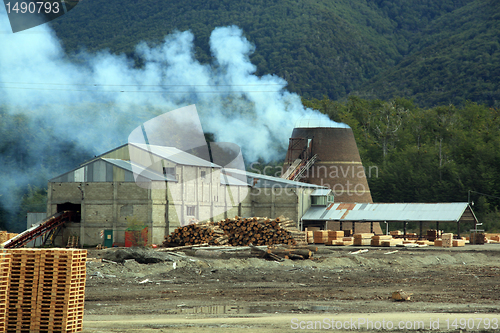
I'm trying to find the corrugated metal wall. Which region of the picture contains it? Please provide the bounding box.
[51,160,134,182]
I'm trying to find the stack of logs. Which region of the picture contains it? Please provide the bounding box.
[163,216,306,247]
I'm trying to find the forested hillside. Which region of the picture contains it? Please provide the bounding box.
[47,0,497,106]
[358,0,500,107]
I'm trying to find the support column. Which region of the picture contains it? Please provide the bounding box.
[419,221,423,240]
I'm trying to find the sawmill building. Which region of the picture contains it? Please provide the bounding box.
[46,143,324,247]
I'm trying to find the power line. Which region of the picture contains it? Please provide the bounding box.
[0,86,282,93]
[0,81,284,87]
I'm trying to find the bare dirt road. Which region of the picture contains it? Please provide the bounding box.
[82,245,500,332]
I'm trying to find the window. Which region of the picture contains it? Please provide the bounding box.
[163,167,175,176]
[201,171,206,180]
[327,194,335,203]
[311,196,327,206]
[187,206,196,216]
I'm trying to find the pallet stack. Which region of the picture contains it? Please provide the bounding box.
[1,249,86,333]
[4,249,39,333]
[36,249,87,333]
[0,253,11,333]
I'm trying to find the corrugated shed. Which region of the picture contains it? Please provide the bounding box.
[302,202,477,223]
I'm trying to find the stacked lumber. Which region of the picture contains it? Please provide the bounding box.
[442,233,453,248]
[0,253,10,333]
[381,239,403,247]
[163,216,304,247]
[323,231,345,245]
[306,230,314,244]
[487,234,500,242]
[470,232,486,245]
[353,233,373,246]
[390,230,402,236]
[434,239,443,247]
[426,229,441,241]
[2,249,86,333]
[370,235,392,246]
[0,232,18,245]
[327,237,354,246]
[453,239,466,247]
[312,231,326,244]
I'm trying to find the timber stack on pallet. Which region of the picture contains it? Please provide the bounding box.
[370,235,393,246]
[353,233,374,246]
[470,232,486,245]
[0,253,10,333]
[1,249,86,333]
[441,233,453,248]
[163,216,305,247]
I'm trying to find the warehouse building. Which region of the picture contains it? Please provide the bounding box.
[46,142,324,247]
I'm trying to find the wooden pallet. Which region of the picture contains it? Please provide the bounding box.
[66,235,80,248]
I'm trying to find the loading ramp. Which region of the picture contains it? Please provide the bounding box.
[1,211,76,248]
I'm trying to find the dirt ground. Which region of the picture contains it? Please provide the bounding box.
[82,244,500,332]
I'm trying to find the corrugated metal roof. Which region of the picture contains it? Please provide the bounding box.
[311,189,333,196]
[302,202,477,223]
[103,158,176,182]
[222,168,326,189]
[220,173,249,187]
[130,143,220,168]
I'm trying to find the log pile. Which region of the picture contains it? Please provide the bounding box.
[250,244,314,260]
[163,216,306,247]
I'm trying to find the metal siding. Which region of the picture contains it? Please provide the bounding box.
[93,160,106,182]
[87,163,94,182]
[27,212,46,228]
[106,163,114,182]
[103,158,174,182]
[124,170,135,182]
[74,168,84,182]
[113,166,124,182]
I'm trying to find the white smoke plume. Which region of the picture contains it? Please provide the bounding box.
[0,7,347,228]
